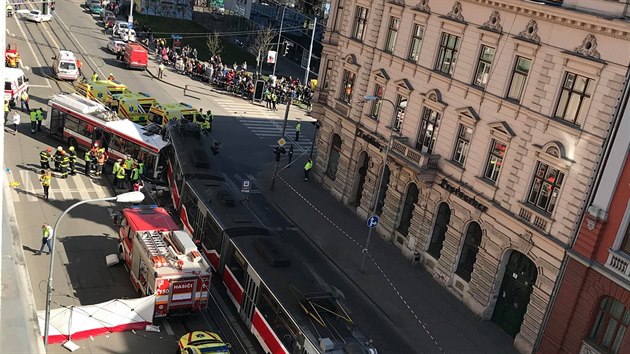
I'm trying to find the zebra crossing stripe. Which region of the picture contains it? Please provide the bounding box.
[55,177,74,200]
[72,175,92,200]
[19,169,38,202]
[92,178,109,199]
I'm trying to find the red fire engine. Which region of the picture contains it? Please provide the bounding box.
[118,206,212,318]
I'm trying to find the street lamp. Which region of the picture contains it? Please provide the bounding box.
[43,191,145,347]
[360,95,407,273]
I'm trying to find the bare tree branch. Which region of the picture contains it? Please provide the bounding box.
[206,32,222,57]
[250,26,276,62]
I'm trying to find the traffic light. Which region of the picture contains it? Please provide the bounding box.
[282,41,290,56]
[273,146,286,161]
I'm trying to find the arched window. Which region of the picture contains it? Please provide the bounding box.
[325,134,342,180]
[397,183,419,236]
[427,203,451,259]
[375,165,391,216]
[589,297,630,353]
[455,222,483,281]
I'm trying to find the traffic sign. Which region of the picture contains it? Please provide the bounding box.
[277,138,286,146]
[241,179,251,193]
[367,215,379,228]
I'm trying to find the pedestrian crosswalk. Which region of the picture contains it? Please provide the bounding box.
[5,168,111,203]
[211,96,279,119]
[237,117,317,154]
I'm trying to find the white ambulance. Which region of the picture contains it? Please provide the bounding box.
[3,68,29,106]
[52,50,79,80]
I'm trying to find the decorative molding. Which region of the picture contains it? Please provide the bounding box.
[574,34,601,60]
[373,68,391,81]
[345,54,358,65]
[412,0,431,14]
[481,10,503,33]
[456,106,480,124]
[446,1,465,23]
[388,0,405,6]
[395,78,414,92]
[517,20,540,44]
[488,121,516,139]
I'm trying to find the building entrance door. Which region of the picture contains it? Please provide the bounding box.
[492,250,537,337]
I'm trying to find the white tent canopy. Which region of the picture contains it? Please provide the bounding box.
[37,296,155,344]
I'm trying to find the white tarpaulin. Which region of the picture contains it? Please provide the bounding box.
[37,296,155,344]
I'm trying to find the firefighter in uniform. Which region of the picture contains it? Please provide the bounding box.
[95,149,107,177]
[60,152,70,179]
[84,149,93,176]
[53,146,64,172]
[68,146,77,175]
[40,147,52,169]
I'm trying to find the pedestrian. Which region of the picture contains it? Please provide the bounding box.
[37,223,54,255]
[68,146,77,175]
[40,147,52,169]
[11,110,20,135]
[76,58,83,78]
[158,63,165,79]
[36,108,44,132]
[271,92,277,111]
[295,121,301,141]
[39,169,52,200]
[91,72,99,81]
[83,149,93,176]
[29,109,37,134]
[287,145,294,166]
[4,100,10,120]
[304,158,313,181]
[20,91,30,112]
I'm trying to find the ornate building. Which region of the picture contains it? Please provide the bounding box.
[310,0,630,352]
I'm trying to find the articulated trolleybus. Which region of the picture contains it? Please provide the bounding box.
[44,93,168,179]
[163,123,376,354]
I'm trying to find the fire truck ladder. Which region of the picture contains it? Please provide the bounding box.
[140,231,169,258]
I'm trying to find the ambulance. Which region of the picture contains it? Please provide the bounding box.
[118,206,211,318]
[109,92,157,124]
[52,50,80,80]
[147,102,205,126]
[4,68,28,106]
[76,79,128,106]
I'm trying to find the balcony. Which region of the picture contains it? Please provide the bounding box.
[518,205,552,234]
[390,140,439,181]
[606,249,630,279]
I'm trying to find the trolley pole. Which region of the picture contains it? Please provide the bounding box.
[270,97,292,191]
[272,6,285,77]
[303,17,317,86]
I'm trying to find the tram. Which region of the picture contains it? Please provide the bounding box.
[162,122,376,354]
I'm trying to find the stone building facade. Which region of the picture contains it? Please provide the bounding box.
[310,0,630,352]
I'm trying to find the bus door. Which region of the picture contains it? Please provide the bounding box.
[48,107,66,139]
[240,266,261,327]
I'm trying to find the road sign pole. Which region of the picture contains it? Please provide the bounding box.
[360,227,374,274]
[270,97,292,191]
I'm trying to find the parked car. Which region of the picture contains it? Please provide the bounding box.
[107,40,126,53]
[25,10,53,23]
[89,3,102,14]
[104,14,117,28]
[84,0,99,7]
[119,28,136,42]
[111,21,130,36]
[100,10,114,20]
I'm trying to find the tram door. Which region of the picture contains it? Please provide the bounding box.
[240,266,261,327]
[48,108,65,139]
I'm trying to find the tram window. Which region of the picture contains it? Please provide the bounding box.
[65,115,80,132]
[109,135,126,152]
[140,150,156,174]
[201,217,222,251]
[227,248,247,284]
[182,189,201,231]
[126,142,141,159]
[258,286,298,348]
[78,121,94,138]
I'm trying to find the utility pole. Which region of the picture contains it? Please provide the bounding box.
[272,6,285,77]
[128,0,134,25]
[270,97,292,190]
[303,17,317,86]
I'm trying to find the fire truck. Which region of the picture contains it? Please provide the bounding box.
[118,206,211,318]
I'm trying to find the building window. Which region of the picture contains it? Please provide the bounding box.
[392,95,407,132]
[484,139,507,183]
[375,165,391,216]
[370,84,384,119]
[527,161,564,214]
[507,56,532,101]
[589,297,630,354]
[322,59,333,91]
[407,24,424,62]
[326,134,342,180]
[428,202,451,259]
[434,32,460,76]
[416,107,440,153]
[452,124,473,166]
[384,17,400,53]
[340,70,355,103]
[456,222,483,282]
[397,183,419,236]
[352,6,369,41]
[473,46,495,88]
[554,72,590,124]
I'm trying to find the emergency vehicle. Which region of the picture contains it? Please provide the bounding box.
[76,79,128,105]
[147,102,205,126]
[4,68,28,106]
[118,206,211,318]
[5,43,20,68]
[109,92,157,125]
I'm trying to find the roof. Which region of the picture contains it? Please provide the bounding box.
[123,207,179,232]
[136,229,210,277]
[4,68,26,80]
[106,120,169,151]
[113,92,154,102]
[155,103,197,115]
[58,50,75,60]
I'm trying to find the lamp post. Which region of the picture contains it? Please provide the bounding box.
[360,95,406,274]
[303,17,317,86]
[272,6,286,77]
[270,97,292,191]
[128,0,134,25]
[43,191,145,347]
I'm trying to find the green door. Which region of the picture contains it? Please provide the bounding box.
[492,251,537,337]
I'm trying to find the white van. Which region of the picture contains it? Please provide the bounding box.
[52,50,79,80]
[3,68,29,106]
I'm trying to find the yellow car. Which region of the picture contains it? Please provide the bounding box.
[178,331,230,354]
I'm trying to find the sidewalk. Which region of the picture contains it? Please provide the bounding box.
[256,167,518,353]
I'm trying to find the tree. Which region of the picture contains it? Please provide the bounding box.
[206,32,222,58]
[250,26,276,77]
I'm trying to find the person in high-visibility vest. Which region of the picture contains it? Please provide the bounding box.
[112,159,122,188]
[20,91,30,112]
[95,149,107,177]
[35,108,44,132]
[60,153,70,179]
[91,72,99,81]
[53,146,64,172]
[200,119,211,135]
[295,122,301,141]
[84,149,93,176]
[40,147,52,169]
[29,110,38,134]
[39,169,52,200]
[37,223,54,255]
[115,164,126,189]
[130,165,140,190]
[123,156,134,184]
[303,158,313,181]
[4,100,10,117]
[137,160,145,178]
[68,146,77,175]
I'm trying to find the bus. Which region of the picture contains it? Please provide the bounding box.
[44,93,169,179]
